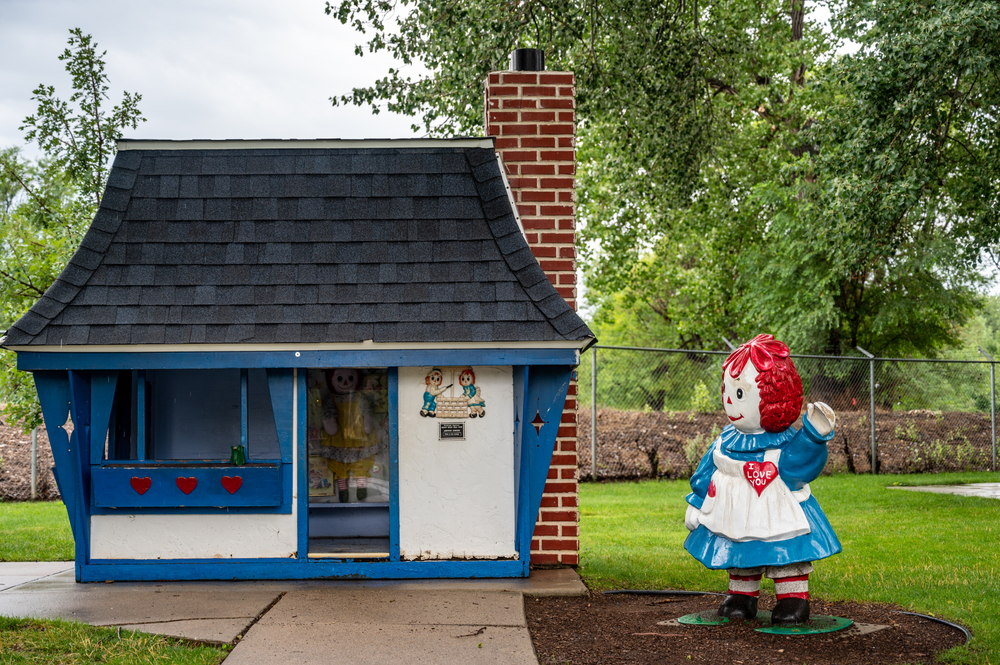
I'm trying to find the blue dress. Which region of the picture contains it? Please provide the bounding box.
[683,419,842,570]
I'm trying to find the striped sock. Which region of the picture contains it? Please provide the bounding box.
[774,574,809,600]
[728,572,762,597]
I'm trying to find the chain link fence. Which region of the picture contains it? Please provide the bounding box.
[579,346,999,480]
[0,423,62,502]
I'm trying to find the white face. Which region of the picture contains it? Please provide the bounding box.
[722,363,763,434]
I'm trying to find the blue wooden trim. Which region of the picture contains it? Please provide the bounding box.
[240,368,249,457]
[523,366,573,543]
[512,366,532,573]
[265,369,294,464]
[68,370,93,568]
[89,371,118,466]
[388,367,400,562]
[136,370,146,461]
[91,464,283,508]
[17,348,580,371]
[296,368,308,560]
[79,558,526,582]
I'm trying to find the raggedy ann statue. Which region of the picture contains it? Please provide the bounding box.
[684,334,841,625]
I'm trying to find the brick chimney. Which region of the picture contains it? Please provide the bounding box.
[485,49,579,566]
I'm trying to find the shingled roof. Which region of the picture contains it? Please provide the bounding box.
[1,139,594,348]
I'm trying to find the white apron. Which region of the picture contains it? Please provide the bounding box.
[697,440,812,543]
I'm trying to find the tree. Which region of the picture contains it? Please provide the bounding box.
[0,29,144,430]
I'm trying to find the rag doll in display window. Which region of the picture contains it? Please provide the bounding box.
[312,368,379,503]
[684,334,841,625]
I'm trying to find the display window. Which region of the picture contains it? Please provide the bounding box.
[307,368,390,504]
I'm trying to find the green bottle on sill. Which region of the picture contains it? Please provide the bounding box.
[230,444,246,466]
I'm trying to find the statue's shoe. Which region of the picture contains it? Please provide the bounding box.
[717,594,758,620]
[771,597,810,625]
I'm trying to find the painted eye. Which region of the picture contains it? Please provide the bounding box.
[736,388,744,399]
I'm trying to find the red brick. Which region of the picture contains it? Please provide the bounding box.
[489,111,518,122]
[547,468,558,479]
[508,177,537,188]
[516,204,536,216]
[487,98,500,109]
[500,150,538,162]
[530,246,557,258]
[501,73,539,84]
[540,124,575,135]
[540,206,574,217]
[488,73,500,84]
[520,136,556,148]
[522,218,555,230]
[520,164,557,175]
[560,412,576,424]
[560,468,577,479]
[562,525,579,537]
[542,232,575,243]
[562,496,579,508]
[558,137,575,148]
[531,539,541,550]
[533,524,559,537]
[558,218,575,230]
[559,87,574,96]
[545,273,558,285]
[558,273,577,284]
[540,151,575,162]
[521,111,557,122]
[558,164,576,174]
[501,124,538,135]
[539,259,574,271]
[543,483,577,495]
[489,86,519,96]
[540,73,575,85]
[559,191,575,203]
[558,111,576,123]
[531,553,560,564]
[566,384,578,395]
[495,137,519,149]
[502,99,537,108]
[522,86,557,96]
[541,539,578,551]
[539,496,559,508]
[541,510,578,522]
[559,247,577,259]
[557,426,577,438]
[561,553,579,565]
[540,177,574,189]
[560,440,577,452]
[522,190,556,202]
[550,454,577,466]
[539,98,574,109]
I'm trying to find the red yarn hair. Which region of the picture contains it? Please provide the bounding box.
[723,334,803,432]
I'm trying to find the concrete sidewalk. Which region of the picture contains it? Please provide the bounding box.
[0,563,586,664]
[889,482,1000,499]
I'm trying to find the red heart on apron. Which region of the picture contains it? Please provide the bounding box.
[221,476,243,494]
[130,477,152,495]
[176,477,198,495]
[743,461,778,497]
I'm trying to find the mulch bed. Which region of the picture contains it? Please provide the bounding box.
[0,422,61,501]
[525,591,968,664]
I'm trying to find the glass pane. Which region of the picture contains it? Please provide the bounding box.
[307,368,390,503]
[148,369,240,460]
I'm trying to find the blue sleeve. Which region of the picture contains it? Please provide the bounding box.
[779,417,834,490]
[686,438,719,508]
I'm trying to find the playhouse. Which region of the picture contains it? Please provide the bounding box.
[0,137,594,581]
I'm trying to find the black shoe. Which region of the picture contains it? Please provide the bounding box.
[771,597,810,625]
[339,488,349,503]
[356,487,367,501]
[718,594,758,620]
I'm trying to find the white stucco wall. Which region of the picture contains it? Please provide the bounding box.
[397,366,516,560]
[89,371,299,560]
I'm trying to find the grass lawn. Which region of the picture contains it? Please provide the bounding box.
[0,616,228,664]
[579,471,1000,665]
[0,501,73,561]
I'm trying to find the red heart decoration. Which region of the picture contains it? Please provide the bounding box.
[130,477,152,495]
[742,461,778,497]
[221,476,243,494]
[176,477,198,495]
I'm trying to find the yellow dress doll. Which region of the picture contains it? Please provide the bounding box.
[318,368,378,502]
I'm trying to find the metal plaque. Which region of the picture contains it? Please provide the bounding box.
[439,422,466,440]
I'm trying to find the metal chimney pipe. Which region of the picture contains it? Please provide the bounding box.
[510,48,545,71]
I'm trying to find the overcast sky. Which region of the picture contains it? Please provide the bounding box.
[0,0,427,158]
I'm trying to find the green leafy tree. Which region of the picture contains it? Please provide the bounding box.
[0,29,144,430]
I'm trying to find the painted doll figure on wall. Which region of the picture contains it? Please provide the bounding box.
[684,334,841,625]
[459,368,486,417]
